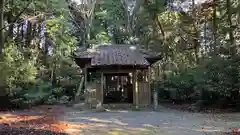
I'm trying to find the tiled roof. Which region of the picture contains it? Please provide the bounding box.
[75,44,160,66]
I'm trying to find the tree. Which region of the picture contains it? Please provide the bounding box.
[212,0,218,55]
[0,0,4,55]
[226,0,236,56]
[67,0,97,48]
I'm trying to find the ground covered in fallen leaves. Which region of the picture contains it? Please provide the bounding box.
[0,105,239,135]
[0,105,68,135]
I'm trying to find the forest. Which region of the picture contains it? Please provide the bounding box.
[0,0,239,111]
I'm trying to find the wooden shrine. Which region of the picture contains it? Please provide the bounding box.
[74,45,161,108]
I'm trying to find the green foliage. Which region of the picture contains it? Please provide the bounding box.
[45,95,58,105]
[92,0,129,44]
[0,0,80,109]
[0,42,37,95]
[157,57,240,107]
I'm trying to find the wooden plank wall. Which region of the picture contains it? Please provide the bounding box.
[87,81,151,107]
[96,82,102,103]
[138,82,151,105]
[85,81,102,108]
[86,68,151,107]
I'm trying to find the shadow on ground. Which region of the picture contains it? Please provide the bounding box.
[0,105,239,135]
[63,107,240,135]
[0,105,68,135]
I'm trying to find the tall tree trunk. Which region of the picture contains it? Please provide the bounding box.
[7,0,14,39]
[204,16,208,55]
[25,21,32,47]
[212,0,218,56]
[51,60,57,86]
[21,23,25,42]
[7,16,14,39]
[226,0,236,56]
[192,0,200,64]
[0,0,4,55]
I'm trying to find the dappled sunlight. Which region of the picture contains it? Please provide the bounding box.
[63,120,157,135]
[161,124,228,134]
[111,118,129,126]
[0,105,68,133]
[107,131,128,135]
[142,124,159,128]
[63,121,107,134]
[78,117,129,126]
[0,113,67,133]
[0,114,43,124]
[63,115,162,134]
[195,129,222,132]
[105,109,129,113]
[63,107,240,135]
[1,105,238,135]
[76,126,159,135]
[141,122,236,134]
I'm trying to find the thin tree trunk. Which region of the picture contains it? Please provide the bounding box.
[0,0,4,55]
[4,1,32,43]
[25,21,32,47]
[226,0,236,56]
[204,17,208,54]
[155,16,165,38]
[21,22,24,42]
[192,0,200,64]
[212,0,218,56]
[7,0,14,39]
[51,61,57,86]
[37,23,42,49]
[7,16,14,39]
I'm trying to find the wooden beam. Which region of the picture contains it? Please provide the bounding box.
[96,69,135,73]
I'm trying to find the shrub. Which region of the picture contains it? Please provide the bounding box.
[45,95,58,105]
[156,56,240,108]
[0,43,81,109]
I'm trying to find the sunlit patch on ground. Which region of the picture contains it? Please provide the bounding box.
[0,105,68,134]
[0,114,43,124]
[64,122,107,134]
[0,105,239,135]
[63,115,165,135]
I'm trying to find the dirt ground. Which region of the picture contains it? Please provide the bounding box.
[0,105,68,135]
[0,105,239,135]
[63,106,240,135]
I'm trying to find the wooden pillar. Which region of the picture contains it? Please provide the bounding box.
[100,71,104,105]
[144,69,149,105]
[136,73,139,108]
[133,70,139,108]
[148,66,151,105]
[83,66,90,107]
[132,71,136,105]
[84,66,88,93]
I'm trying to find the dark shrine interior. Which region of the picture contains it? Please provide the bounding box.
[103,73,133,104]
